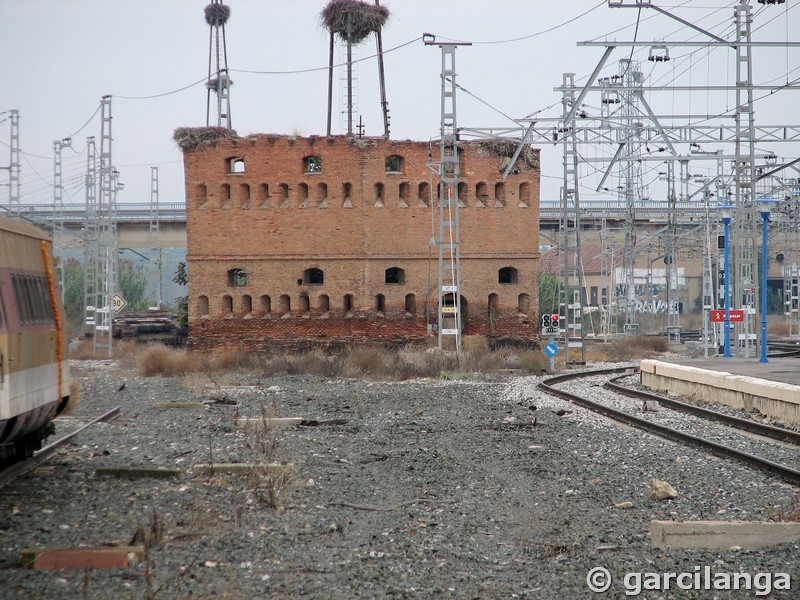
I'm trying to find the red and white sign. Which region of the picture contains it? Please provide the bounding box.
[710,309,744,323]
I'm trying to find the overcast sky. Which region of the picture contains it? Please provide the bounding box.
[2,0,798,209]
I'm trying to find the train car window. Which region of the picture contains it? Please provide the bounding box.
[34,277,51,322]
[11,276,27,323]
[41,278,55,321]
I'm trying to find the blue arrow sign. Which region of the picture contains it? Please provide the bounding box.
[544,342,559,357]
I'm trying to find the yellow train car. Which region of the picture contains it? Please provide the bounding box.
[0,216,70,463]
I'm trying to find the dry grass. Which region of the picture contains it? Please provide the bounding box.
[770,497,800,522]
[768,318,791,337]
[137,345,205,377]
[585,335,669,362]
[71,333,669,381]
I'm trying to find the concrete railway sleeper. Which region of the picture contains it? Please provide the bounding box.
[539,367,800,487]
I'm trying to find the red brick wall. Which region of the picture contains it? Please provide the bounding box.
[181,134,541,351]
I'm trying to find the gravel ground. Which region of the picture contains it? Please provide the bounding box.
[0,358,798,599]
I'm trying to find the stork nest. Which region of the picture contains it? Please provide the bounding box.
[320,0,389,44]
[206,75,233,91]
[173,127,238,152]
[477,138,539,168]
[204,3,231,26]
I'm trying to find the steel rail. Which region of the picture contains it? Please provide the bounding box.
[539,368,800,486]
[0,406,121,489]
[605,372,800,446]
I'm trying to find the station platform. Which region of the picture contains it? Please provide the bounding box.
[639,356,800,426]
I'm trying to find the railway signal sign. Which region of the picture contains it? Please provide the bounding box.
[544,342,559,357]
[541,313,560,334]
[710,309,744,323]
[112,293,128,314]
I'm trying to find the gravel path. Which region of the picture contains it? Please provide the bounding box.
[0,359,797,599]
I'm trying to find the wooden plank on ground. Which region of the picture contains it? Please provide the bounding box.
[20,546,145,570]
[94,467,183,480]
[651,520,800,549]
[192,463,294,475]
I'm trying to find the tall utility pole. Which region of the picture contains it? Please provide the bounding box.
[7,109,20,216]
[149,166,163,310]
[92,95,119,357]
[83,136,98,337]
[559,73,586,363]
[205,1,232,129]
[733,0,758,358]
[425,35,469,352]
[52,137,71,298]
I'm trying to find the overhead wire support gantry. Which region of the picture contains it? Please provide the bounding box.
[481,0,800,355]
[424,34,471,353]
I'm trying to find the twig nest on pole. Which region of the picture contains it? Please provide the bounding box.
[206,75,234,91]
[321,0,390,44]
[205,3,231,27]
[478,139,539,169]
[173,127,238,152]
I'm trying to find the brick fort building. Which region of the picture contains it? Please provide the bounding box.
[177,130,541,352]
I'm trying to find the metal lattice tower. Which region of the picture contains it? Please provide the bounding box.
[149,166,163,310]
[52,137,71,298]
[339,38,358,136]
[93,96,118,357]
[426,38,468,352]
[7,109,20,215]
[733,0,759,358]
[83,136,98,337]
[559,72,586,363]
[205,1,232,129]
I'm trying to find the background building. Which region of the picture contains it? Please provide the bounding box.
[178,131,540,351]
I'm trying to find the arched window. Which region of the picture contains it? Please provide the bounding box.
[519,182,531,207]
[457,182,468,207]
[196,184,208,209]
[498,267,518,284]
[385,267,405,284]
[223,295,233,315]
[375,294,386,314]
[239,183,251,209]
[317,182,328,208]
[405,293,416,315]
[303,268,324,285]
[488,293,499,317]
[343,182,353,208]
[300,292,310,315]
[227,157,245,174]
[260,295,271,316]
[228,268,247,287]
[258,183,270,209]
[418,182,430,207]
[304,156,322,173]
[278,183,290,208]
[494,182,506,207]
[476,182,489,207]
[197,295,209,316]
[374,182,385,208]
[319,294,330,314]
[385,155,403,173]
[518,293,531,313]
[399,182,410,208]
[343,294,354,314]
[221,183,232,209]
[279,294,291,316]
[242,294,252,315]
[298,182,309,209]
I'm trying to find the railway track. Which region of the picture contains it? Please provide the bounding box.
[539,367,800,486]
[0,406,121,489]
